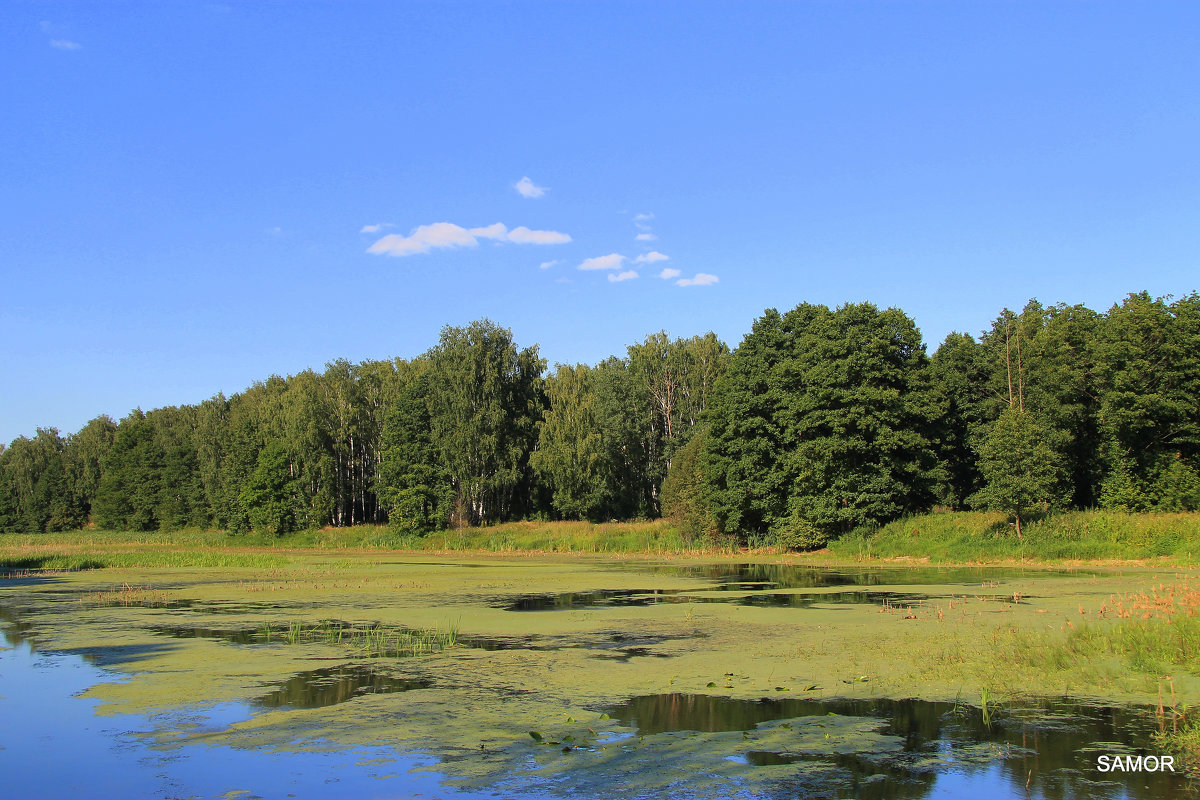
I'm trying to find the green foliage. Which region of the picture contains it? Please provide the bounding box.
[590,356,655,518]
[4,294,1199,541]
[239,441,301,535]
[532,364,609,520]
[1097,292,1200,509]
[1151,457,1200,511]
[0,428,87,533]
[928,332,992,508]
[376,367,451,534]
[702,302,937,544]
[627,331,730,512]
[969,409,1068,535]
[660,424,712,542]
[770,513,827,551]
[425,319,545,526]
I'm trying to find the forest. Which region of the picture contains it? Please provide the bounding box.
[1,290,1197,547]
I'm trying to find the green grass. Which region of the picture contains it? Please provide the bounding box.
[6,510,1200,570]
[1012,614,1200,677]
[829,510,1200,563]
[1158,717,1200,777]
[271,518,718,553]
[0,519,732,572]
[412,519,719,554]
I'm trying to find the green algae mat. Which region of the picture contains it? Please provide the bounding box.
[2,555,1198,798]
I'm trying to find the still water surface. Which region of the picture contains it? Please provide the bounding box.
[0,561,1194,799]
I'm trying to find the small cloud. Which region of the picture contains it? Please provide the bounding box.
[367,221,570,257]
[633,212,655,232]
[360,223,393,234]
[50,39,81,50]
[579,253,626,271]
[657,268,682,280]
[608,270,639,283]
[676,273,719,287]
[634,251,669,264]
[39,21,54,33]
[635,232,657,241]
[266,226,283,235]
[539,260,559,270]
[555,276,571,284]
[469,222,509,240]
[507,226,570,244]
[515,176,547,198]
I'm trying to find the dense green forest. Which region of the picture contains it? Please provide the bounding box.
[2,291,1198,547]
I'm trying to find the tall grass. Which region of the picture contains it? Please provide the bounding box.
[830,510,1200,563]
[6,510,1199,567]
[1002,579,1200,683]
[1,519,731,565]
[259,619,458,658]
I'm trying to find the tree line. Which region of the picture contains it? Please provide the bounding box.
[0,320,728,536]
[2,292,1197,546]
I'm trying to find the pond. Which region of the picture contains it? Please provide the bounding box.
[0,557,1194,798]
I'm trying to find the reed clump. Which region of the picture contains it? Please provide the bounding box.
[258,619,458,658]
[80,583,174,607]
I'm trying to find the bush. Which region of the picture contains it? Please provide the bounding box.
[771,515,827,551]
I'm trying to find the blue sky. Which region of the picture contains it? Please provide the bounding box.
[3,1,1199,445]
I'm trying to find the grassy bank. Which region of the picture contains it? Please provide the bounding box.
[5,510,1200,571]
[830,510,1200,563]
[0,519,724,571]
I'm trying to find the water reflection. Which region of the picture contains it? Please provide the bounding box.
[255,664,432,708]
[499,562,1065,612]
[499,588,957,611]
[0,631,496,800]
[634,562,1093,589]
[610,693,1191,799]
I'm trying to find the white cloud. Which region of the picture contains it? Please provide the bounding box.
[539,260,559,270]
[360,223,393,234]
[367,221,570,257]
[657,268,681,280]
[634,251,669,264]
[608,270,639,283]
[515,176,547,198]
[676,273,719,287]
[368,222,478,256]
[508,226,571,244]
[633,212,654,223]
[469,222,509,240]
[50,39,81,50]
[266,226,283,235]
[578,253,626,271]
[635,232,657,241]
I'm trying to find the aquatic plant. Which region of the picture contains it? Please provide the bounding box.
[80,583,174,607]
[256,619,459,659]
